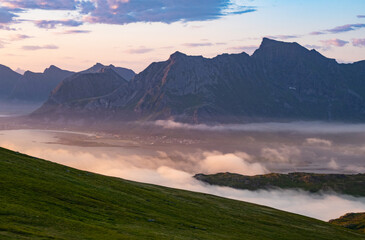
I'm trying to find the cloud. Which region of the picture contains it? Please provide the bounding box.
[199,152,268,175]
[10,34,31,41]
[34,19,83,29]
[0,40,5,48]
[265,35,300,40]
[0,7,17,24]
[58,29,91,34]
[320,39,349,47]
[182,42,213,47]
[22,44,59,50]
[326,23,365,34]
[228,45,258,54]
[357,15,365,18]
[0,0,78,10]
[310,23,365,36]
[352,38,365,47]
[309,31,325,35]
[0,7,19,30]
[305,138,332,147]
[83,0,257,25]
[304,44,330,51]
[153,120,365,134]
[1,0,256,29]
[1,130,365,222]
[328,159,339,170]
[125,47,154,54]
[261,146,301,163]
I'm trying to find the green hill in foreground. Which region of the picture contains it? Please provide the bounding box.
[0,147,363,240]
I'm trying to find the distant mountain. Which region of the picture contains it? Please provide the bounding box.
[82,63,136,81]
[35,68,128,116]
[0,64,21,99]
[10,65,74,102]
[32,38,365,123]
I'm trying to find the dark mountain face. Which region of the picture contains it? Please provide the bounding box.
[34,68,128,116]
[10,66,74,102]
[0,65,21,99]
[33,38,365,123]
[82,63,136,81]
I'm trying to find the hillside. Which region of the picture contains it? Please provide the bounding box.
[0,147,363,239]
[330,213,365,233]
[194,172,365,197]
[32,38,365,123]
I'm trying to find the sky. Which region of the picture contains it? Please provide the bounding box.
[0,0,364,73]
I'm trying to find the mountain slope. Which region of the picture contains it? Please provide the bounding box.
[0,147,363,239]
[0,64,21,99]
[10,66,74,102]
[34,68,128,116]
[82,63,136,81]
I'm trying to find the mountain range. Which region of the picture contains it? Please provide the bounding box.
[1,38,365,123]
[32,38,365,123]
[0,63,135,103]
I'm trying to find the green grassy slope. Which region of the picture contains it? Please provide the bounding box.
[194,172,365,197]
[330,213,365,233]
[0,147,363,240]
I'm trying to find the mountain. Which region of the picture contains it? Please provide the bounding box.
[330,213,365,233]
[34,68,128,116]
[82,63,136,81]
[194,172,365,197]
[1,147,363,239]
[10,65,74,102]
[0,64,21,99]
[32,38,365,123]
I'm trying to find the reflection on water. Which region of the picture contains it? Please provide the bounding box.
[0,128,365,221]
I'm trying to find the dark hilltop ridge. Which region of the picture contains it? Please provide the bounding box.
[32,38,365,123]
[194,172,365,197]
[330,212,365,233]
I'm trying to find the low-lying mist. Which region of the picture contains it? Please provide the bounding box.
[1,128,365,221]
[154,120,365,134]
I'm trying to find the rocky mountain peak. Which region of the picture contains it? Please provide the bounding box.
[43,65,63,74]
[169,51,188,60]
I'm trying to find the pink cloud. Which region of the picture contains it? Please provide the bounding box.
[320,39,349,47]
[352,38,365,47]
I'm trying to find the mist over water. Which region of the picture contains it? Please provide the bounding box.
[154,120,365,134]
[1,125,365,221]
[0,102,42,117]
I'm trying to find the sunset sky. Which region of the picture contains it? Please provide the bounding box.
[0,0,364,73]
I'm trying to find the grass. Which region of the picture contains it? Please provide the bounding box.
[0,147,364,239]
